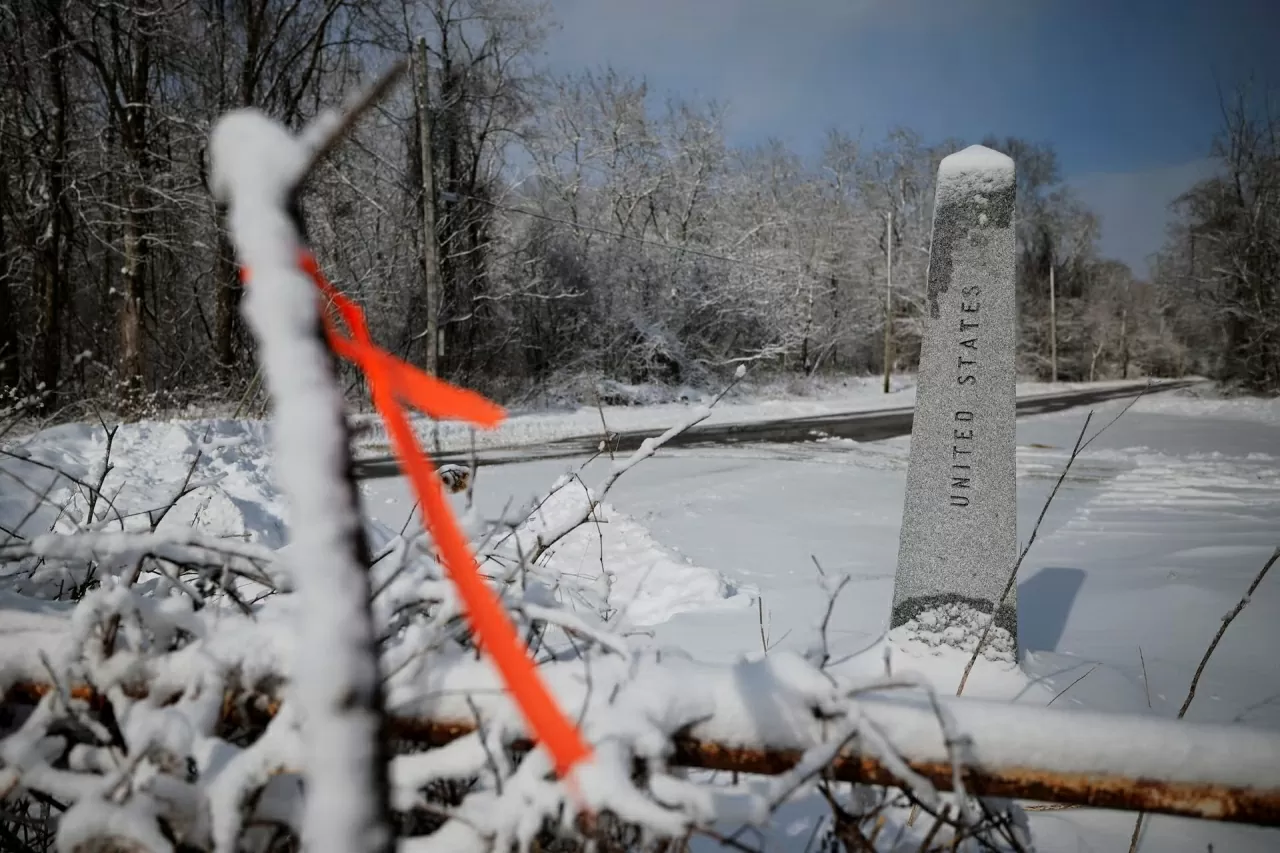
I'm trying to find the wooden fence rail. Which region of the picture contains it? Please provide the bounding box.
[6,679,1280,827]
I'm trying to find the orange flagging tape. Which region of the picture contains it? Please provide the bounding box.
[242,251,593,779]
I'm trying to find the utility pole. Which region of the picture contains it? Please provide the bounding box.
[1049,260,1058,383]
[830,275,839,368]
[1120,275,1131,380]
[414,37,441,376]
[882,210,893,394]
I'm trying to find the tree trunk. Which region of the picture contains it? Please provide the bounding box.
[1048,264,1058,383]
[116,4,154,395]
[0,180,16,390]
[883,211,893,392]
[113,98,153,398]
[829,275,839,370]
[34,242,62,399]
[800,276,813,373]
[437,56,460,377]
[0,121,18,391]
[119,209,145,390]
[32,13,70,408]
[415,37,440,376]
[213,227,242,372]
[1088,341,1103,383]
[1119,306,1130,380]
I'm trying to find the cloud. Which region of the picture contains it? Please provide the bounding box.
[1068,158,1220,275]
[545,0,1029,54]
[541,0,1037,144]
[546,0,873,60]
[538,0,1222,267]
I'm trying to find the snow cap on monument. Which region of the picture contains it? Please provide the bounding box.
[890,141,1019,651]
[938,144,1015,175]
[932,146,1014,217]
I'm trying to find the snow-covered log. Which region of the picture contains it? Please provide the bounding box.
[6,653,1279,827]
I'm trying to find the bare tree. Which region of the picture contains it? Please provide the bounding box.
[1154,83,1280,393]
[0,0,1236,418]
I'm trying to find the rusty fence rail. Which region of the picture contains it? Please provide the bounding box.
[6,679,1280,827]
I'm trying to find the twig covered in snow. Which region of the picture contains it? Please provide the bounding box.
[956,412,1092,695]
[522,366,748,564]
[294,60,408,190]
[208,71,399,853]
[957,384,1154,696]
[2,530,281,590]
[82,422,118,532]
[0,446,127,535]
[1177,546,1279,719]
[6,593,1280,823]
[1126,647,1158,852]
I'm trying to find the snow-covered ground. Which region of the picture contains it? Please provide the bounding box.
[1128,382,1280,427]
[356,386,1280,851]
[2,380,1277,850]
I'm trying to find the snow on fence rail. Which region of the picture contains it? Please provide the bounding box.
[6,663,1280,827]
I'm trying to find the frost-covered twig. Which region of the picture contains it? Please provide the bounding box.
[958,384,1151,697]
[811,556,851,672]
[515,602,629,657]
[295,60,407,190]
[1077,379,1152,454]
[526,366,748,563]
[593,390,617,462]
[3,530,282,590]
[956,412,1093,697]
[209,95,396,853]
[0,473,58,549]
[0,446,127,533]
[82,423,117,530]
[1127,646,1156,853]
[1047,664,1099,706]
[6,637,1280,833]
[1177,546,1279,719]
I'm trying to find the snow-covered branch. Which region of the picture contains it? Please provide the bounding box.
[208,92,395,853]
[5,629,1280,829]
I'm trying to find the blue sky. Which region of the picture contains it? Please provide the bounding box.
[541,0,1278,274]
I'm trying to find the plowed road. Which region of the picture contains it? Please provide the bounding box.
[351,379,1197,480]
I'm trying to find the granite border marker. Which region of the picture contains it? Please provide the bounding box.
[890,144,1018,643]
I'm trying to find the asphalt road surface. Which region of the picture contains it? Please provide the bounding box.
[351,379,1197,480]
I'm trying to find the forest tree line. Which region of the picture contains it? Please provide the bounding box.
[2,0,1276,420]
